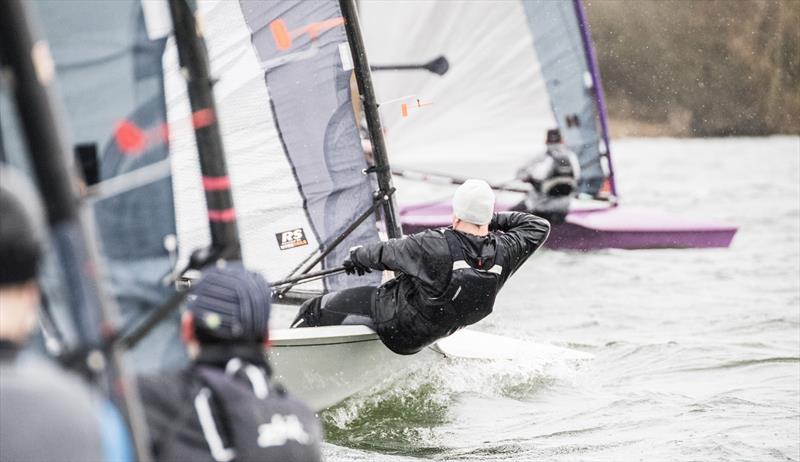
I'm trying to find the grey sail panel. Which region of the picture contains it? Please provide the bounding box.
[35,0,174,261]
[167,0,381,291]
[239,0,381,291]
[521,0,605,195]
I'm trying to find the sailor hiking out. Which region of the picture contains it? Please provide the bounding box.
[292,179,551,355]
[138,266,323,462]
[513,128,581,223]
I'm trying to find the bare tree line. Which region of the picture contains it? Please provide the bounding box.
[586,0,799,136]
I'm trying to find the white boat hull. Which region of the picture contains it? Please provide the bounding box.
[268,325,434,411]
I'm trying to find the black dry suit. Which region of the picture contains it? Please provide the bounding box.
[517,144,580,198]
[350,212,551,355]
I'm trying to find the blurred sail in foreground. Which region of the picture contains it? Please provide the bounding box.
[0,0,183,367]
[36,0,175,282]
[166,0,381,291]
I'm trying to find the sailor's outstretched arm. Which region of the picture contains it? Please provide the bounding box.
[490,212,551,277]
[349,231,448,282]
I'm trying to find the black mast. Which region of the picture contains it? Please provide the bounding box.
[0,1,152,459]
[106,0,245,352]
[168,0,242,260]
[339,0,403,239]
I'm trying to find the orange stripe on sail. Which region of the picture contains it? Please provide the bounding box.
[271,17,345,50]
[270,19,291,50]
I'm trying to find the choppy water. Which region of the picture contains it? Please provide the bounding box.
[321,137,800,461]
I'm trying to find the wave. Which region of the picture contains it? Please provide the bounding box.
[681,356,800,372]
[322,350,587,454]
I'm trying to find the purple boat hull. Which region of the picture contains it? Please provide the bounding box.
[400,202,737,250]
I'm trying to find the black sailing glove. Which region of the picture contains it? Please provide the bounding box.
[343,258,371,276]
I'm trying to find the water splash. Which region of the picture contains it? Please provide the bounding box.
[322,347,590,455]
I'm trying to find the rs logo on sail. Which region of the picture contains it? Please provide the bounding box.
[275,228,308,250]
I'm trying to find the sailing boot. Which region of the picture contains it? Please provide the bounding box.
[290,296,323,328]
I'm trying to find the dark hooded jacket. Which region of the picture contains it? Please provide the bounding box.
[138,348,322,462]
[350,212,550,354]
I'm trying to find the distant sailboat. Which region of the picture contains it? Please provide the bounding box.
[361,0,737,250]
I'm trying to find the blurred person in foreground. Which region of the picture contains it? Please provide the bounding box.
[292,179,550,355]
[138,265,322,462]
[0,166,132,462]
[512,128,581,223]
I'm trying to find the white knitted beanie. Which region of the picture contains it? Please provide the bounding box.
[452,179,495,225]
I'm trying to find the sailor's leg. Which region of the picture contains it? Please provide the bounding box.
[291,286,376,328]
[291,295,324,328]
[324,286,376,327]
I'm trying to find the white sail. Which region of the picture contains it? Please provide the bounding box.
[361,0,557,179]
[361,0,611,194]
